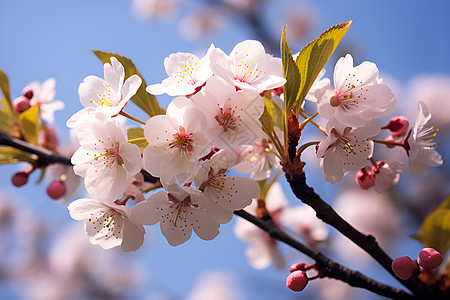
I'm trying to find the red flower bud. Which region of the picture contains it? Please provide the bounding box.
[22,86,34,99]
[13,96,31,113]
[286,270,308,292]
[392,256,418,280]
[383,116,409,137]
[11,171,29,187]
[417,248,443,269]
[46,178,66,200]
[355,166,375,190]
[289,262,306,273]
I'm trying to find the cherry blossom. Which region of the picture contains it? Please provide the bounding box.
[315,54,396,128]
[234,137,281,180]
[209,40,286,93]
[143,97,211,184]
[192,77,265,149]
[67,57,141,128]
[194,150,259,224]
[405,101,443,176]
[372,161,403,193]
[234,182,288,270]
[131,183,220,246]
[317,118,380,184]
[304,69,330,103]
[26,78,64,124]
[68,198,145,252]
[71,112,142,201]
[146,45,214,96]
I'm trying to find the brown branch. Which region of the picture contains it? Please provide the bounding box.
[282,155,431,297]
[234,210,413,300]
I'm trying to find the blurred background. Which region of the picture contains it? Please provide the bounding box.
[0,0,449,299]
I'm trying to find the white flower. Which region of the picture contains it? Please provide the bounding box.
[234,182,288,270]
[317,118,380,183]
[71,112,142,201]
[209,40,286,93]
[131,183,220,246]
[146,45,214,96]
[67,57,141,128]
[194,150,259,224]
[315,54,396,128]
[406,101,443,176]
[68,198,145,252]
[192,77,264,149]
[27,78,64,124]
[305,69,330,102]
[234,137,281,180]
[372,161,403,193]
[143,97,211,184]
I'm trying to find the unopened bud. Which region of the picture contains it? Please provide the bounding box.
[22,86,34,99]
[13,96,31,113]
[392,256,418,280]
[46,178,66,200]
[384,135,397,148]
[289,262,306,273]
[355,167,375,190]
[286,270,308,292]
[11,171,29,187]
[417,248,443,270]
[383,116,409,137]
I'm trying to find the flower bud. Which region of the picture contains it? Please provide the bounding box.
[46,178,66,200]
[11,171,29,187]
[355,166,375,190]
[383,116,409,137]
[13,96,31,113]
[286,270,308,292]
[22,86,34,99]
[289,262,306,273]
[417,248,443,269]
[392,256,418,280]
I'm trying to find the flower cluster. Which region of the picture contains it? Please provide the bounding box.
[67,41,287,250]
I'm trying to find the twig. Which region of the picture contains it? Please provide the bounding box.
[282,155,431,297]
[234,210,413,300]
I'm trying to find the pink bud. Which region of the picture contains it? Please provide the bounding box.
[286,270,308,292]
[11,171,29,187]
[383,116,409,137]
[46,179,66,200]
[417,248,443,269]
[355,166,375,190]
[392,256,418,280]
[384,135,397,148]
[22,86,34,99]
[289,262,306,273]
[13,96,31,113]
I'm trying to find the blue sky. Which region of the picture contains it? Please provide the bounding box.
[0,0,449,299]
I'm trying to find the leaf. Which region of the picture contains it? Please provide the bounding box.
[18,105,40,144]
[0,147,35,164]
[280,26,301,115]
[0,69,13,111]
[261,93,283,130]
[0,98,16,135]
[92,50,163,117]
[127,127,148,153]
[294,20,353,113]
[412,194,450,254]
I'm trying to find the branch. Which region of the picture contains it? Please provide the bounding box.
[282,155,431,297]
[234,210,413,300]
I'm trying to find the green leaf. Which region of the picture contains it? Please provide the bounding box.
[261,93,283,130]
[0,98,16,135]
[0,147,35,164]
[127,127,148,153]
[412,194,450,254]
[92,50,163,117]
[280,26,301,115]
[294,20,353,113]
[0,69,13,111]
[18,105,40,144]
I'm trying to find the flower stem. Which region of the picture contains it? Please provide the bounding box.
[142,180,162,193]
[370,138,404,147]
[297,141,320,155]
[127,137,147,143]
[299,112,319,130]
[299,110,327,135]
[119,111,147,125]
